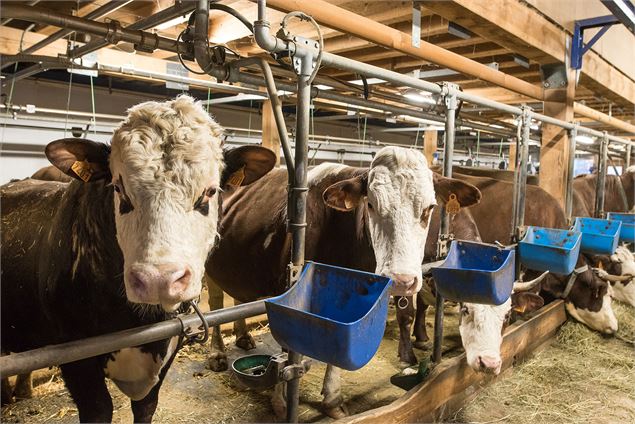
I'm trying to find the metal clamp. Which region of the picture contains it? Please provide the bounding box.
[281,358,312,381]
[440,82,459,111]
[436,233,454,260]
[135,30,160,53]
[104,20,123,45]
[286,263,303,288]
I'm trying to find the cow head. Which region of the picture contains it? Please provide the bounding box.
[459,281,544,375]
[541,257,618,334]
[46,96,275,311]
[591,247,635,307]
[323,146,481,296]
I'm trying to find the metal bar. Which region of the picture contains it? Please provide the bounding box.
[580,24,613,56]
[594,133,609,217]
[20,1,132,55]
[601,0,635,34]
[70,1,197,58]
[565,125,578,223]
[1,4,187,55]
[517,107,531,228]
[0,0,40,26]
[627,144,632,168]
[0,300,266,377]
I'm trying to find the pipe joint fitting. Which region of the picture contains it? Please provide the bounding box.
[105,20,123,44]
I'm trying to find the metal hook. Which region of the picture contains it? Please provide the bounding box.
[397,296,409,310]
[185,300,209,345]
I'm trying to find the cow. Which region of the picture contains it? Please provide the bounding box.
[203,146,482,417]
[572,166,635,216]
[0,95,275,421]
[588,246,635,307]
[448,171,619,334]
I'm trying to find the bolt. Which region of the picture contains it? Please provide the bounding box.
[560,81,566,87]
[544,82,550,88]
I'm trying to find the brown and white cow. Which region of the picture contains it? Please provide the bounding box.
[204,146,482,417]
[572,166,635,216]
[1,96,275,420]
[589,246,635,307]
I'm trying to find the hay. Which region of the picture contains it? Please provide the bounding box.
[451,302,635,424]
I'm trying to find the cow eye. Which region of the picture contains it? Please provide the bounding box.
[367,202,374,211]
[194,189,214,216]
[113,185,121,193]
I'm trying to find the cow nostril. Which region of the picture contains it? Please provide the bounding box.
[167,267,192,296]
[128,270,148,294]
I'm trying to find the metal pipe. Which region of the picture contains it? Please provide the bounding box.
[0,300,266,377]
[565,125,578,223]
[594,133,609,217]
[627,144,632,168]
[0,0,40,26]
[69,1,197,58]
[516,107,531,228]
[1,3,187,55]
[230,57,295,175]
[20,1,132,55]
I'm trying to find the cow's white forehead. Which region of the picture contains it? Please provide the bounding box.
[109,95,225,203]
[368,147,435,211]
[612,245,634,263]
[464,301,510,327]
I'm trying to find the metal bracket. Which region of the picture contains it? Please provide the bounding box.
[286,263,302,288]
[571,14,621,70]
[539,63,568,89]
[520,105,533,127]
[440,82,459,110]
[436,233,454,260]
[512,225,527,244]
[281,358,312,381]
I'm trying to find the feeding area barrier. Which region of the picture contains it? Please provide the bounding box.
[431,241,515,305]
[519,227,582,275]
[572,217,622,255]
[607,213,635,243]
[265,262,392,371]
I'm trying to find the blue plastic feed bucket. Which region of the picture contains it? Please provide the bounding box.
[265,262,392,371]
[607,213,634,244]
[519,226,582,275]
[430,240,515,305]
[573,217,622,255]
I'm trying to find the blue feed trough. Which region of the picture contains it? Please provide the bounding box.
[265,262,392,371]
[573,217,621,255]
[607,213,634,244]
[519,226,582,275]
[430,240,515,305]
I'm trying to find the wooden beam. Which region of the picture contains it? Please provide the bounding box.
[423,0,635,107]
[539,68,575,207]
[261,99,281,166]
[338,300,567,423]
[424,129,438,165]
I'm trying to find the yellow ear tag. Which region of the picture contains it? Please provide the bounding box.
[513,304,527,313]
[71,160,93,182]
[446,193,461,215]
[227,165,246,187]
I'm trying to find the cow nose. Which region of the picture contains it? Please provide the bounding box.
[477,355,501,374]
[128,264,192,302]
[392,274,417,286]
[603,325,617,335]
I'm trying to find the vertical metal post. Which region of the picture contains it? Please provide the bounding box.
[565,124,578,223]
[512,106,531,235]
[433,83,458,365]
[285,55,312,424]
[626,144,632,169]
[594,132,609,218]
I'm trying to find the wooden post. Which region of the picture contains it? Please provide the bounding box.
[261,99,281,166]
[424,129,438,166]
[508,140,517,171]
[539,70,575,207]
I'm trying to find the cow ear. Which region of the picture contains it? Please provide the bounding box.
[45,138,111,182]
[323,173,368,212]
[511,292,544,314]
[433,173,481,208]
[222,145,276,188]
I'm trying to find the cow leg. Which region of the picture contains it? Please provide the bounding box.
[14,373,32,399]
[413,292,430,349]
[205,274,228,372]
[271,381,287,420]
[321,365,348,418]
[1,377,13,405]
[60,358,113,423]
[233,301,256,351]
[395,296,418,365]
[130,345,178,423]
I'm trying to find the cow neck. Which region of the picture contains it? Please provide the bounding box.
[308,166,375,271]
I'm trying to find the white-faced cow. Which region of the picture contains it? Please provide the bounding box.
[0,96,275,421]
[588,246,635,307]
[204,146,486,417]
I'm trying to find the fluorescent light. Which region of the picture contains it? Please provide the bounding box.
[205,93,267,105]
[426,126,445,131]
[385,117,397,124]
[575,150,593,155]
[403,89,437,105]
[575,135,594,144]
[277,90,293,96]
[315,84,333,90]
[154,15,189,30]
[490,124,505,129]
[349,78,386,85]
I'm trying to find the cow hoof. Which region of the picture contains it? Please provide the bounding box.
[235,334,256,351]
[324,404,349,419]
[398,350,418,366]
[206,353,228,372]
[413,340,431,350]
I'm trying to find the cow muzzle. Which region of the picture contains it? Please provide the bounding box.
[477,355,502,375]
[389,274,421,297]
[127,263,193,310]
